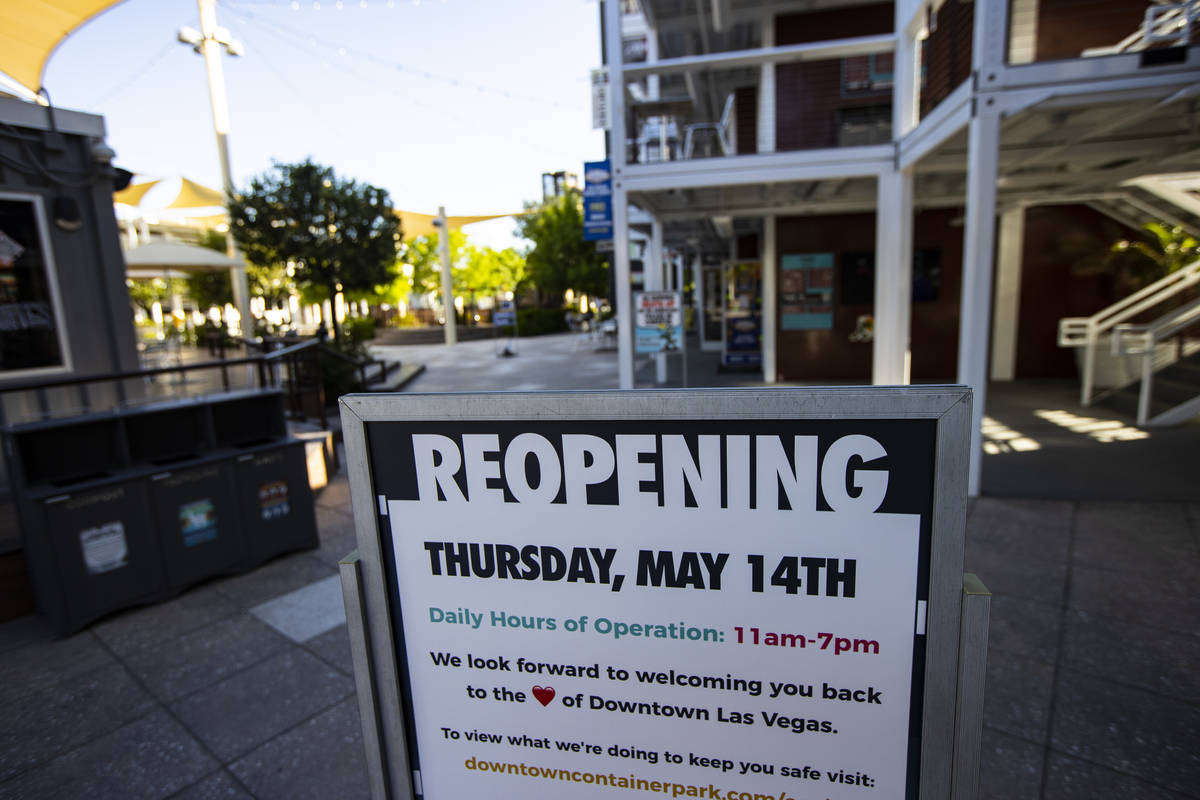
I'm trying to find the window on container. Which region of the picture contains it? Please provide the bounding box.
[0,196,69,375]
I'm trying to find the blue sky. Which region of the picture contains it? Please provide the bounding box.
[44,0,605,249]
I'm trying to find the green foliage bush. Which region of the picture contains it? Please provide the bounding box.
[319,330,372,403]
[346,317,376,341]
[501,307,570,337]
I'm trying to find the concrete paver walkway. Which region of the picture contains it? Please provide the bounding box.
[0,332,1195,798]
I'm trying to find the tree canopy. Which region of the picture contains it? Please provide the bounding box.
[228,159,401,338]
[400,232,526,316]
[515,188,607,305]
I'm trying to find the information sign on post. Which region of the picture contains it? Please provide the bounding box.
[339,388,979,800]
[583,160,613,241]
[634,291,683,353]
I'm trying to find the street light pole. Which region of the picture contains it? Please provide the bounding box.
[181,0,253,336]
[434,207,457,345]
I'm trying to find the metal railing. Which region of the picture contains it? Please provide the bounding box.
[0,339,328,430]
[1058,258,1200,405]
[1083,0,1199,55]
[1111,295,1200,424]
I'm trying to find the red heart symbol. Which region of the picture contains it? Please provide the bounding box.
[532,686,555,706]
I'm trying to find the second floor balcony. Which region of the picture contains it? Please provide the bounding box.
[612,0,1199,168]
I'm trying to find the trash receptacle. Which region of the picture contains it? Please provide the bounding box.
[37,477,165,633]
[150,459,246,591]
[233,441,319,566]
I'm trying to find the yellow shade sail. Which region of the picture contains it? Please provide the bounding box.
[112,179,161,207]
[0,1,128,96]
[394,210,521,240]
[165,177,226,209]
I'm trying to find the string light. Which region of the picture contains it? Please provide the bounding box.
[227,9,584,163]
[230,4,587,111]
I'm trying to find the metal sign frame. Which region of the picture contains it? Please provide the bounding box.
[339,386,975,800]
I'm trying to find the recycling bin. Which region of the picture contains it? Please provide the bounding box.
[233,441,319,566]
[150,459,246,591]
[37,477,165,633]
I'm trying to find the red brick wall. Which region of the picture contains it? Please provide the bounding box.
[1014,205,1135,377]
[772,205,1144,382]
[1035,0,1148,61]
[735,86,758,155]
[774,209,964,381]
[920,0,974,119]
[775,3,895,151]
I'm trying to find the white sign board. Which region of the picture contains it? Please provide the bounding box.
[348,390,965,800]
[634,291,683,353]
[591,68,610,130]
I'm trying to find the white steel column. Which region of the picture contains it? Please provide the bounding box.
[196,0,251,335]
[762,215,778,383]
[693,254,707,349]
[436,206,456,345]
[990,206,1026,381]
[650,218,668,383]
[958,108,1002,497]
[873,170,914,385]
[607,0,634,389]
[894,9,922,137]
[757,17,776,154]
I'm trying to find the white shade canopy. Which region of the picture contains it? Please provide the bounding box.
[123,239,242,275]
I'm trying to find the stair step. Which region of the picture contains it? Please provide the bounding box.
[1095,386,1173,420]
[1148,376,1200,407]
[363,363,426,392]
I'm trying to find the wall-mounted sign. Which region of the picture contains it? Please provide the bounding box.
[340,388,976,800]
[583,160,613,242]
[590,68,610,131]
[781,253,834,331]
[634,291,682,353]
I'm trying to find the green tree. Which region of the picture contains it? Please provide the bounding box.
[460,246,526,299]
[515,188,607,306]
[228,159,402,339]
[1071,221,1200,292]
[126,277,180,317]
[1111,222,1199,280]
[401,230,469,298]
[184,229,234,312]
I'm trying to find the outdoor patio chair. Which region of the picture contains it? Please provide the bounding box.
[683,94,735,159]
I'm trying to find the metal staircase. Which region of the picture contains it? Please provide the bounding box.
[1058,258,1200,425]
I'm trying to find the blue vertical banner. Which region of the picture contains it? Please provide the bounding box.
[582,160,613,241]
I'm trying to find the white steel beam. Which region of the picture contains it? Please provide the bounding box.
[623,146,893,192]
[650,218,668,383]
[990,48,1200,91]
[873,170,914,385]
[989,207,1026,381]
[762,214,778,384]
[898,80,974,169]
[622,33,896,79]
[757,16,776,155]
[607,0,634,390]
[973,0,1010,81]
[957,109,1002,498]
[1126,176,1200,220]
[894,5,923,137]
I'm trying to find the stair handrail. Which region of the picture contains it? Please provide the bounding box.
[1083,1,1198,54]
[1126,295,1200,425]
[1060,258,1200,405]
